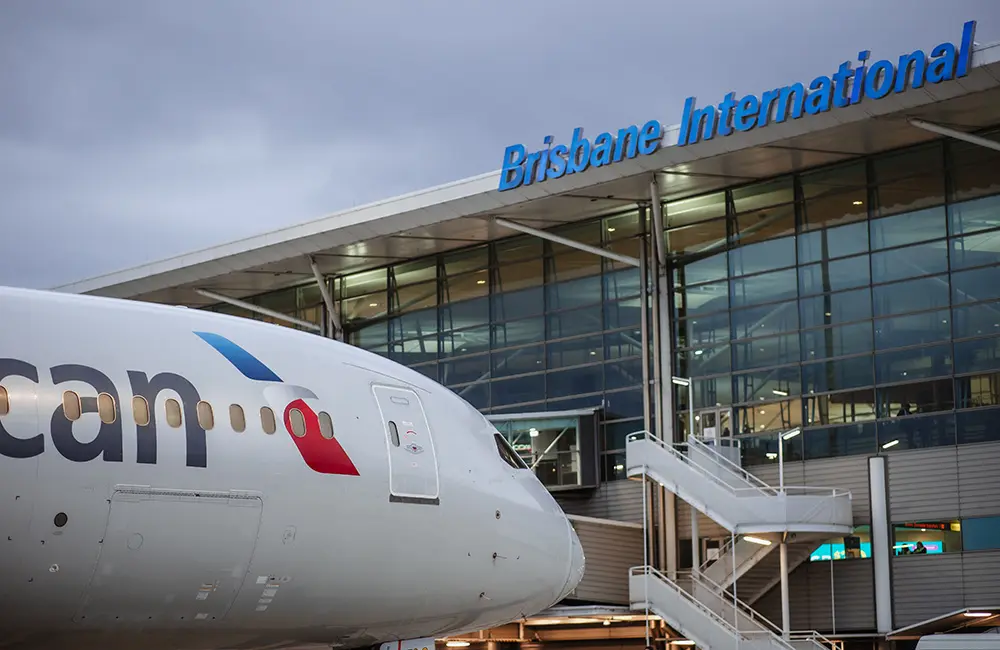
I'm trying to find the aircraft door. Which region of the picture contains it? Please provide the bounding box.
[372,385,439,505]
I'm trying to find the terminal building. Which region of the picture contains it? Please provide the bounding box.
[58,20,1000,650]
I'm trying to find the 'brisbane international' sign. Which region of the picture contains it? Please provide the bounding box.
[497,20,978,192]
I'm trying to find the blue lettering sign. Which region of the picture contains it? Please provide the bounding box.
[678,20,977,146]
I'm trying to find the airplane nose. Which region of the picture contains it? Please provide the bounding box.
[556,520,586,602]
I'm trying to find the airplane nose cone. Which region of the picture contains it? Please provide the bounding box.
[556,520,586,602]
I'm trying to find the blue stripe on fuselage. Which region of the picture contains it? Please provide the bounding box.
[193,331,283,383]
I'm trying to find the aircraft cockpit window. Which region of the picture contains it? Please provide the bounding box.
[289,408,307,438]
[196,401,215,430]
[494,433,528,470]
[318,411,334,439]
[230,404,246,433]
[132,396,150,426]
[165,398,182,428]
[260,407,276,434]
[388,421,400,447]
[0,386,8,416]
[97,393,117,424]
[62,391,81,421]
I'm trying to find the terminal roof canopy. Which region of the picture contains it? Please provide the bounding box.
[55,42,1000,307]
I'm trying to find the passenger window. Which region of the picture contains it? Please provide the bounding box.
[0,386,8,416]
[132,396,150,426]
[165,398,182,428]
[260,407,276,434]
[318,411,334,439]
[230,404,246,433]
[289,408,306,437]
[97,393,117,424]
[388,421,400,447]
[62,391,81,421]
[196,401,214,430]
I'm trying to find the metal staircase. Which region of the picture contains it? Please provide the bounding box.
[626,431,852,650]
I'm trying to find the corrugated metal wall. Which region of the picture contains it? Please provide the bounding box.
[675,501,728,540]
[567,516,644,605]
[755,558,876,632]
[555,480,644,524]
[886,442,1000,520]
[892,550,1000,628]
[956,442,1000,518]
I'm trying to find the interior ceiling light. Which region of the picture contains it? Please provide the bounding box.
[744,535,772,546]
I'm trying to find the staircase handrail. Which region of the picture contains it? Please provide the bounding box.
[699,535,736,572]
[685,433,776,492]
[683,569,786,637]
[790,629,842,650]
[627,430,776,498]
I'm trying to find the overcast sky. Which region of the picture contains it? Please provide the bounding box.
[1,0,998,289]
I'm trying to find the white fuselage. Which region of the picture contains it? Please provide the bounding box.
[0,286,585,650]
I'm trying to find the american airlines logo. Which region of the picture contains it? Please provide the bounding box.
[0,332,360,475]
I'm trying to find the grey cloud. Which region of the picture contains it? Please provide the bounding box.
[0,0,998,288]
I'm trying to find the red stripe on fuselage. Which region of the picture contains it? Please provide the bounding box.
[282,399,360,476]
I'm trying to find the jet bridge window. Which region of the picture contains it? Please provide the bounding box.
[0,386,8,416]
[97,393,117,424]
[230,404,246,432]
[196,401,214,430]
[260,407,276,434]
[62,391,82,421]
[494,433,529,470]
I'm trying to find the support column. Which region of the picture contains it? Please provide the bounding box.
[869,456,894,635]
[664,488,677,579]
[691,509,700,573]
[308,256,342,340]
[780,539,790,639]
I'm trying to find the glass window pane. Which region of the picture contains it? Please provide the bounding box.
[952,265,1000,306]
[605,298,642,330]
[604,268,641,301]
[678,344,731,377]
[871,241,949,284]
[730,269,797,309]
[493,286,544,322]
[803,422,877,460]
[735,398,802,434]
[800,288,872,329]
[676,279,729,318]
[948,195,1000,237]
[605,330,643,360]
[733,366,801,403]
[390,336,439,366]
[679,312,730,349]
[445,272,489,304]
[870,206,947,250]
[390,308,437,342]
[605,419,644,452]
[733,177,794,213]
[342,268,387,299]
[950,132,1000,203]
[443,246,488,277]
[805,389,876,426]
[951,302,1000,339]
[875,343,953,384]
[874,309,952,351]
[440,354,490,386]
[876,378,954,418]
[873,275,950,317]
[549,248,601,284]
[394,259,437,287]
[962,514,1000,551]
[497,238,544,292]
[548,275,602,311]
[801,322,874,360]
[547,365,603,399]
[954,336,1000,375]
[798,221,871,264]
[349,322,388,349]
[877,412,956,452]
[493,316,544,348]
[604,211,642,240]
[441,297,488,331]
[950,228,1000,270]
[667,192,727,229]
[491,374,545,408]
[955,407,1000,446]
[799,256,871,296]
[547,303,603,339]
[729,236,796,277]
[548,335,604,369]
[675,249,728,286]
[441,324,490,357]
[692,376,733,409]
[872,143,946,216]
[457,382,489,410]
[731,300,798,340]
[800,160,867,200]
[733,333,799,371]
[603,388,644,420]
[732,202,796,247]
[802,356,874,393]
[394,281,438,314]
[493,344,544,378]
[740,431,803,466]
[955,372,1000,409]
[342,293,387,324]
[605,358,644,391]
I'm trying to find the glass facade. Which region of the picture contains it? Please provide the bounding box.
[202,128,1000,481]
